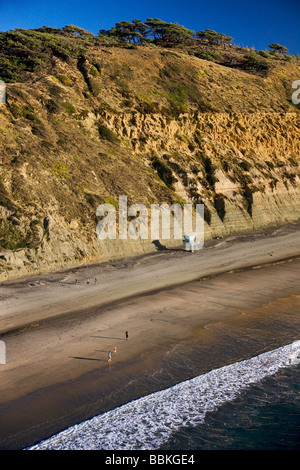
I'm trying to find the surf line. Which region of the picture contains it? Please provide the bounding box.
[105,454,140,467]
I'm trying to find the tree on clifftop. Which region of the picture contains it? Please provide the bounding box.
[196,29,233,47]
[101,18,194,45]
[102,20,148,43]
[145,18,194,44]
[144,18,168,41]
[62,25,94,38]
[268,43,288,54]
[162,23,195,44]
[132,19,148,38]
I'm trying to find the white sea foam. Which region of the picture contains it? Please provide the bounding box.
[27,340,300,450]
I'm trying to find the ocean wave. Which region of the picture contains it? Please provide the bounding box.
[27,340,300,450]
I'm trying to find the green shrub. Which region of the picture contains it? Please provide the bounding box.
[52,161,70,179]
[239,160,252,172]
[165,85,188,114]
[243,52,271,72]
[258,50,272,59]
[151,155,176,188]
[21,105,40,122]
[45,98,61,114]
[0,220,31,250]
[103,196,118,207]
[89,65,99,77]
[56,75,73,86]
[62,102,77,115]
[85,192,102,207]
[0,29,88,83]
[97,122,120,143]
[194,50,223,63]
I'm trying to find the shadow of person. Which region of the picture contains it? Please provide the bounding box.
[71,356,102,361]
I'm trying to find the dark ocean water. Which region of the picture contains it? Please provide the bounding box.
[27,335,300,450]
[162,363,300,450]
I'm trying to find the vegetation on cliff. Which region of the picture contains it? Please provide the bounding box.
[0,19,298,84]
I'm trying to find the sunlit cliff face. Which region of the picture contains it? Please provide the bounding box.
[0,43,299,279]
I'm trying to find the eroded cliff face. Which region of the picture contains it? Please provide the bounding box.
[104,109,300,230]
[1,107,299,281]
[0,46,299,280]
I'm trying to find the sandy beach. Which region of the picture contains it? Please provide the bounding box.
[0,222,300,450]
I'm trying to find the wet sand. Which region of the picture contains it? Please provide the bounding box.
[0,223,300,449]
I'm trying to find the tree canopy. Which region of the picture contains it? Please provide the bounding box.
[268,43,288,54]
[100,22,233,47]
[196,29,233,46]
[99,18,195,44]
[62,25,94,38]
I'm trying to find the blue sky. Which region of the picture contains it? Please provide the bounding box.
[0,0,299,54]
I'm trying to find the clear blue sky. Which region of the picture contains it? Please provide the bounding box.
[0,0,299,54]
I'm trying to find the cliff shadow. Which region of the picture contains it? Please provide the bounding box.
[152,240,168,251]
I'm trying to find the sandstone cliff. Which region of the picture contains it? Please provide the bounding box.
[0,36,299,280]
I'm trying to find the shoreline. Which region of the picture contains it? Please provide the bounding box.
[1,222,300,333]
[0,223,300,449]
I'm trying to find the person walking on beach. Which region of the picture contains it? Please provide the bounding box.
[108,351,112,362]
[125,330,128,340]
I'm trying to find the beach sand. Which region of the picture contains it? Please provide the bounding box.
[0,222,300,450]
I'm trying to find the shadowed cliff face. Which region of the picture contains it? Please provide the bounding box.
[0,44,299,280]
